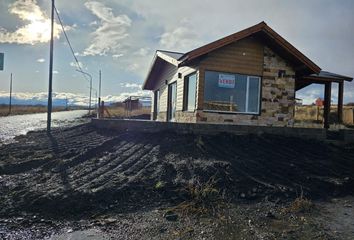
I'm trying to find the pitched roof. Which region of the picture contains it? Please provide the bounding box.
[178,21,321,74]
[142,22,330,90]
[158,50,183,60]
[142,50,180,90]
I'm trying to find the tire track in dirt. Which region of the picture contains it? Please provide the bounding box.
[74,143,156,191]
[1,124,354,216]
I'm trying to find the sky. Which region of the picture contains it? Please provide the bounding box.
[0,0,353,106]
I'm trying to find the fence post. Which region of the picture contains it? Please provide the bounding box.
[101,101,105,118]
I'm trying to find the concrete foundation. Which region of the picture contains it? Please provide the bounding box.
[90,118,354,143]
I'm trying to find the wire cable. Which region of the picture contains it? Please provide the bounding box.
[54,5,90,83]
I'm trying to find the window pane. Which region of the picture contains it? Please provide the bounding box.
[155,90,160,114]
[203,71,260,114]
[204,71,247,112]
[186,74,197,111]
[248,77,260,113]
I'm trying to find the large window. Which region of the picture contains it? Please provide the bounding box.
[184,73,197,111]
[203,71,261,114]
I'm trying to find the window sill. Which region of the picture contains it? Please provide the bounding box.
[203,110,260,115]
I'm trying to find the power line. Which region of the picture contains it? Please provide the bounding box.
[54,5,89,83]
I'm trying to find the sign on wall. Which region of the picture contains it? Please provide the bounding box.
[0,53,4,71]
[218,74,235,88]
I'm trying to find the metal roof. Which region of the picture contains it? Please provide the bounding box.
[156,50,184,61]
[308,71,353,81]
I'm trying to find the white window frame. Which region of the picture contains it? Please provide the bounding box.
[183,72,197,112]
[203,71,261,115]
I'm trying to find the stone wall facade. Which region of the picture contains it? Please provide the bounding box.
[154,111,197,123]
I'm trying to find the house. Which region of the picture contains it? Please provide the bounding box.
[142,22,353,128]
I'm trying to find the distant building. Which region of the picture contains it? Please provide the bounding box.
[123,97,142,111]
[315,98,324,107]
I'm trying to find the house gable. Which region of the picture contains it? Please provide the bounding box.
[179,21,321,75]
[198,36,264,76]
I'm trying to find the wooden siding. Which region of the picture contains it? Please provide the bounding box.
[150,62,176,117]
[150,60,197,121]
[197,37,264,109]
[199,37,264,75]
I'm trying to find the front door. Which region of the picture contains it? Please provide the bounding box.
[167,82,177,122]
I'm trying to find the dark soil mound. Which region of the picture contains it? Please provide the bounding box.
[1,123,353,217]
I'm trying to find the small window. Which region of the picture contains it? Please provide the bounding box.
[184,73,197,111]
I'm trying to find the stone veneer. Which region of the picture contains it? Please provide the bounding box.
[195,47,296,127]
[154,111,197,122]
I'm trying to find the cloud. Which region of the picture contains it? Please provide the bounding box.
[112,54,124,59]
[37,58,45,63]
[0,91,150,106]
[159,26,201,51]
[134,47,150,57]
[69,61,84,69]
[296,83,354,105]
[103,90,150,102]
[127,63,139,72]
[296,86,323,105]
[83,1,132,56]
[120,83,142,89]
[0,0,64,44]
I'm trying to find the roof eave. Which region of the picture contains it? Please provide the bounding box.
[142,52,181,90]
[156,51,180,66]
[142,52,158,90]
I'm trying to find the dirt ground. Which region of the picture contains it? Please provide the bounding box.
[0,123,354,239]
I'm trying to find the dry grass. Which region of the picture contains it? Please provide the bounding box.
[283,192,314,214]
[0,105,69,117]
[105,106,150,118]
[295,105,354,125]
[169,177,225,216]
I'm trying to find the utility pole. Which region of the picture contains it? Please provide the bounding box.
[99,70,101,99]
[89,77,92,114]
[47,0,55,132]
[76,69,92,115]
[8,73,12,115]
[98,70,101,118]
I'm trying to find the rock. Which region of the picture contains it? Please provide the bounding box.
[104,218,117,224]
